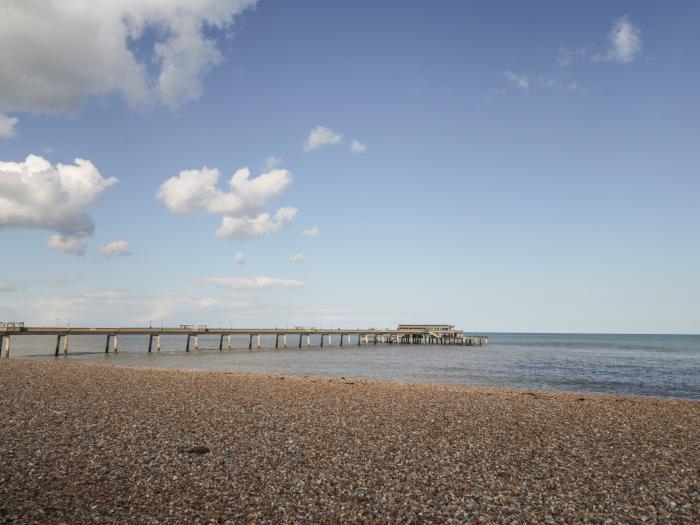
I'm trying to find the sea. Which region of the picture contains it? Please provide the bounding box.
[7,332,700,400]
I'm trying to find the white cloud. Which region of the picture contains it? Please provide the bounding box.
[233,251,246,264]
[560,17,641,66]
[350,139,367,155]
[594,16,641,63]
[303,126,343,152]
[0,155,117,255]
[558,46,587,66]
[288,253,306,263]
[99,240,132,256]
[0,113,18,138]
[504,70,530,92]
[48,234,87,255]
[0,0,257,114]
[265,155,282,169]
[302,226,319,237]
[157,165,296,239]
[216,207,297,238]
[196,276,304,289]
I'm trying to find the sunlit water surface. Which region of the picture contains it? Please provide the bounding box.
[8,333,700,400]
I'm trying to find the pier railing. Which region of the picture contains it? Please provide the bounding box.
[0,326,488,357]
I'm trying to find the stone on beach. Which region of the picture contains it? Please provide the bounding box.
[0,360,698,523]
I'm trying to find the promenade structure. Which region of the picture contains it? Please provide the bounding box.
[0,323,487,357]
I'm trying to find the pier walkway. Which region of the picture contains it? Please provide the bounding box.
[0,323,487,357]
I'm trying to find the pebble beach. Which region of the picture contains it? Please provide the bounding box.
[1,360,698,524]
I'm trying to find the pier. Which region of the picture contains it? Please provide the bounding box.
[0,323,487,357]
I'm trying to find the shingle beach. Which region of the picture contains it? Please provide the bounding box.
[1,360,698,524]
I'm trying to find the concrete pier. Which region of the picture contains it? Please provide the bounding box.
[0,323,488,357]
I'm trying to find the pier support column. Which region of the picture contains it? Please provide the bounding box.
[328,334,333,347]
[55,335,61,357]
[320,334,324,348]
[194,335,199,352]
[0,336,4,358]
[283,334,288,348]
[63,334,69,357]
[256,334,261,349]
[307,334,311,347]
[357,333,362,346]
[227,335,232,350]
[275,334,279,348]
[113,335,118,353]
[186,334,191,352]
[340,334,344,347]
[105,335,111,353]
[4,336,9,358]
[299,334,303,348]
[148,334,153,353]
[248,334,253,349]
[219,334,224,351]
[157,335,161,352]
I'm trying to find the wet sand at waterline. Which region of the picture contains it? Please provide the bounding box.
[1,361,698,523]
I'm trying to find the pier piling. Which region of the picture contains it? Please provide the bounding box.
[0,323,487,357]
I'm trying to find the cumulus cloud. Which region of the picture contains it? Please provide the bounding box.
[265,155,282,169]
[157,165,296,239]
[303,126,343,152]
[350,139,367,155]
[99,240,132,256]
[0,0,257,114]
[196,276,304,289]
[504,70,530,92]
[0,155,117,255]
[302,226,320,237]
[288,253,306,263]
[0,113,18,138]
[233,251,246,264]
[594,16,641,63]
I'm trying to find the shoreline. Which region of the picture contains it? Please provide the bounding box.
[1,360,698,523]
[15,353,700,401]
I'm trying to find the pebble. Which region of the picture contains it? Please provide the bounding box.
[0,360,698,523]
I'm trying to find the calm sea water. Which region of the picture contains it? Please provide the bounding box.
[7,333,700,400]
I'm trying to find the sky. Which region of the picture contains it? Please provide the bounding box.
[0,0,699,333]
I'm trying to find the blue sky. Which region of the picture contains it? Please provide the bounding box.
[1,0,699,333]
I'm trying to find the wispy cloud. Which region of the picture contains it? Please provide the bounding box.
[288,253,307,263]
[99,240,132,256]
[350,139,367,155]
[233,251,246,264]
[0,113,18,138]
[265,155,282,169]
[196,276,304,289]
[594,16,641,63]
[504,70,530,92]
[302,226,319,237]
[560,16,641,66]
[303,126,343,152]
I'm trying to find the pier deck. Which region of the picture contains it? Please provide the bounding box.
[0,324,487,357]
